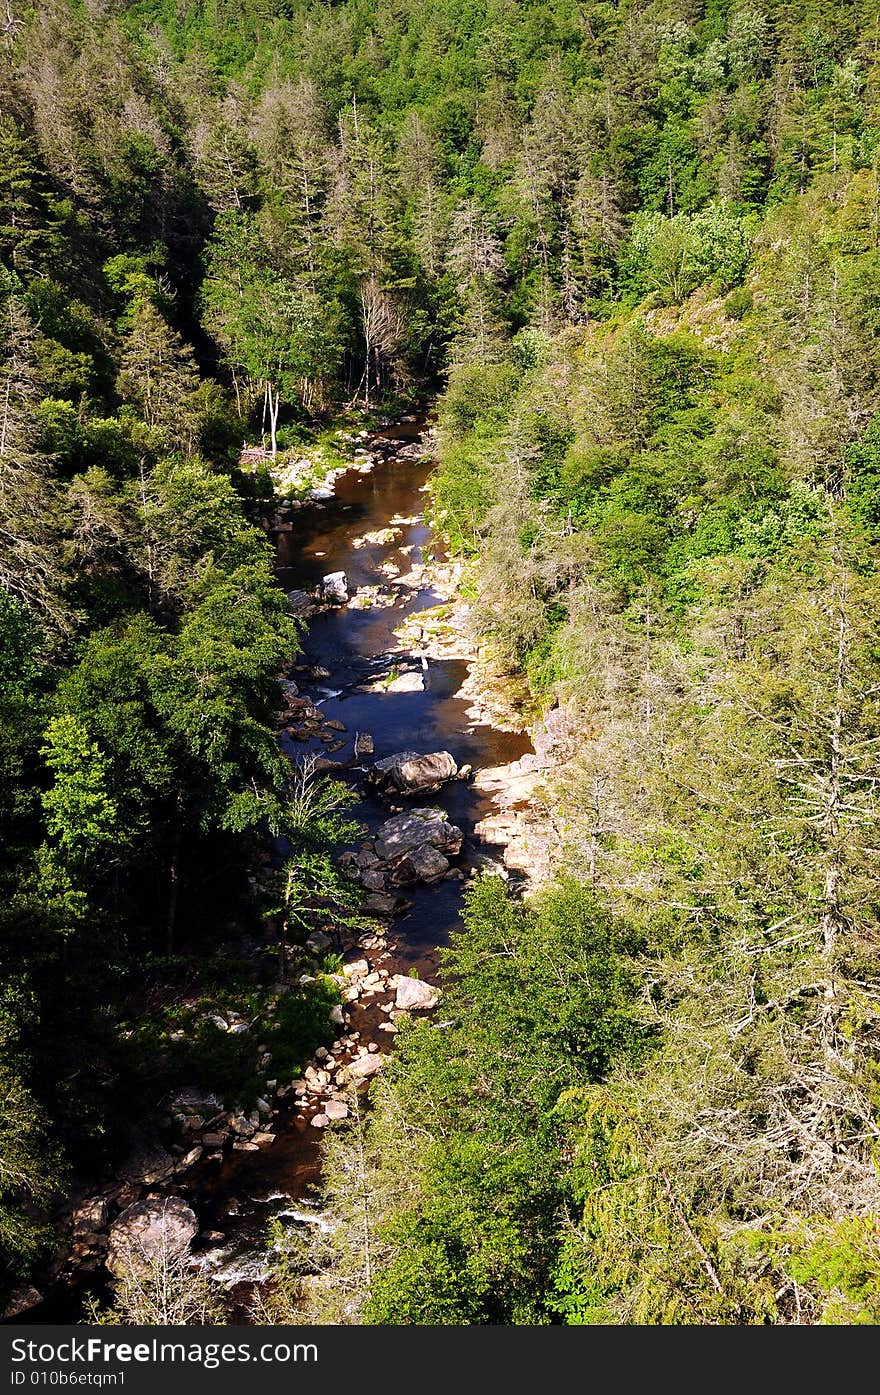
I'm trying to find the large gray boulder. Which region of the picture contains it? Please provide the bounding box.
[370,751,420,784]
[107,1197,198,1275]
[374,808,462,862]
[370,750,458,794]
[392,843,450,885]
[398,751,457,791]
[393,975,440,1011]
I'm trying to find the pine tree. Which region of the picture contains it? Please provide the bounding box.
[0,296,65,626]
[0,115,59,277]
[116,300,201,454]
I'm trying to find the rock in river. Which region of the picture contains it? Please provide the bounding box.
[364,891,397,917]
[374,807,462,862]
[385,670,424,692]
[369,750,458,795]
[392,843,449,884]
[354,731,374,758]
[368,750,419,784]
[345,1053,387,1081]
[393,975,441,1011]
[107,1197,198,1275]
[318,571,349,604]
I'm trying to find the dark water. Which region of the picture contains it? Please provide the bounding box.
[17,423,531,1318]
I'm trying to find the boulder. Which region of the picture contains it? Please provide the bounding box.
[369,750,420,785]
[363,892,397,917]
[318,572,348,604]
[107,1197,198,1276]
[324,1100,349,1121]
[393,843,450,884]
[374,808,463,862]
[72,1197,110,1236]
[369,750,457,795]
[2,1285,43,1320]
[117,1138,175,1186]
[343,958,369,979]
[396,750,456,792]
[345,1053,387,1081]
[393,975,441,1011]
[354,732,375,758]
[386,670,424,692]
[306,929,333,954]
[309,756,345,773]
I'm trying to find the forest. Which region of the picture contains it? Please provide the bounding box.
[1,0,880,1325]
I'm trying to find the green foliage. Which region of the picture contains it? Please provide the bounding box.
[117,972,340,1116]
[785,1221,880,1325]
[623,204,753,304]
[40,714,119,877]
[359,875,648,1324]
[0,986,63,1287]
[3,0,880,1325]
[845,415,880,536]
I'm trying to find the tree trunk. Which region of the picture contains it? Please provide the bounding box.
[166,811,182,956]
[279,910,288,982]
[268,381,279,460]
[138,457,155,611]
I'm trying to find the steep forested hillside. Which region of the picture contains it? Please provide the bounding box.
[2,0,880,1323]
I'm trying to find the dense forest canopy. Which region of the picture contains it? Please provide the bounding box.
[1,0,880,1323]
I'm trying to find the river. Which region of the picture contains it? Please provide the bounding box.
[16,417,532,1323]
[169,419,532,1305]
